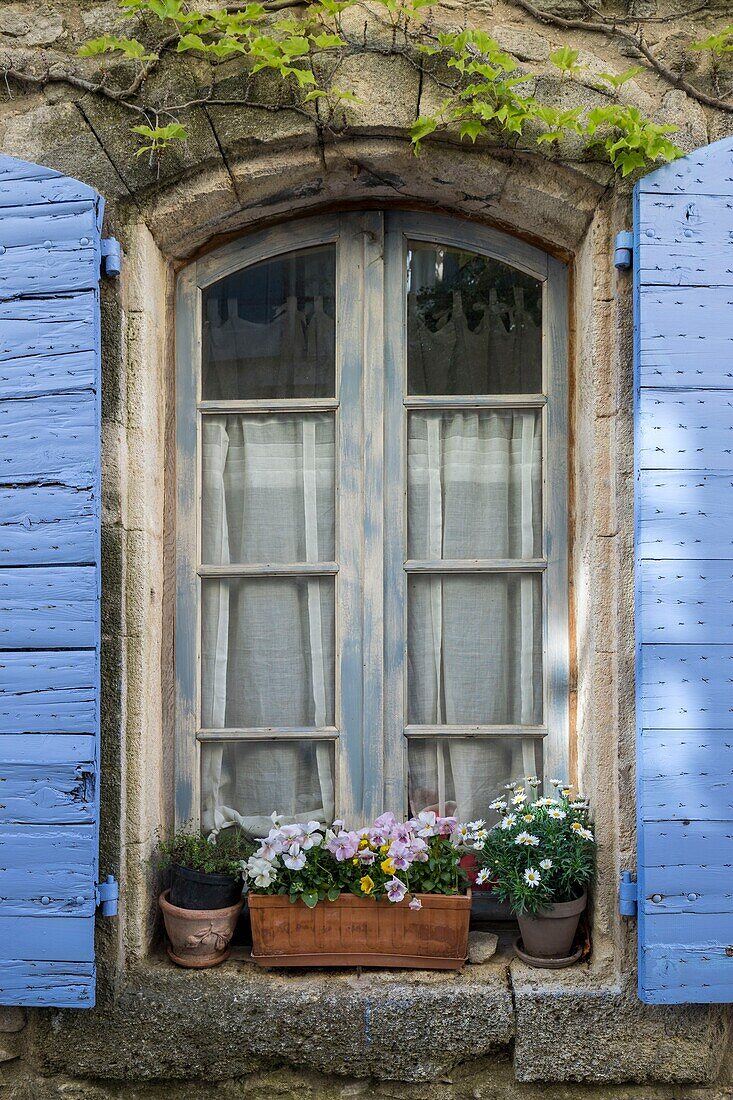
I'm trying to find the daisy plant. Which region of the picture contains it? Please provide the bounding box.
[476,779,595,915]
[243,811,485,909]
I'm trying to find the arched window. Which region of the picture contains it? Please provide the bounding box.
[175,211,569,832]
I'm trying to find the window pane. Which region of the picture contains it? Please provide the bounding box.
[201,740,335,837]
[407,410,541,560]
[201,577,335,728]
[407,573,542,725]
[407,243,542,395]
[407,736,541,822]
[202,245,335,399]
[202,414,335,564]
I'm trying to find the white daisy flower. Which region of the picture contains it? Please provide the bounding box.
[476,869,491,885]
[540,858,553,870]
[489,797,508,811]
[578,827,594,842]
[524,867,542,887]
[512,792,527,806]
[550,779,563,788]
[514,831,540,847]
[547,807,566,820]
[500,813,517,830]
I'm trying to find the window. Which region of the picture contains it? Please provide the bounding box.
[175,212,569,833]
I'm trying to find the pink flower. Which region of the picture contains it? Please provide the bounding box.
[391,823,412,845]
[386,878,408,903]
[326,831,360,861]
[387,840,413,871]
[356,849,376,865]
[408,836,428,861]
[408,896,422,911]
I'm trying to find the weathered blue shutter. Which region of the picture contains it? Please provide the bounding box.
[0,155,104,1007]
[634,136,733,1003]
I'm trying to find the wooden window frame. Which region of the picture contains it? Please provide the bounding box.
[174,211,569,829]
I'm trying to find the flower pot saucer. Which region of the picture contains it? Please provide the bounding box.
[167,945,231,969]
[513,936,582,969]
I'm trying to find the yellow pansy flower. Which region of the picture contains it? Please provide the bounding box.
[360,875,375,895]
[380,844,390,854]
[381,857,396,875]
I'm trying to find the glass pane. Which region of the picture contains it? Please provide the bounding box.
[202,413,335,564]
[407,410,541,560]
[201,740,335,837]
[407,573,542,725]
[407,242,542,395]
[202,245,335,399]
[201,577,335,728]
[407,736,541,822]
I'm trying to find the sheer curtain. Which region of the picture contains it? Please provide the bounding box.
[200,413,335,837]
[407,409,542,819]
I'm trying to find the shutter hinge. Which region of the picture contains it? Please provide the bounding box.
[619,870,638,918]
[614,230,634,271]
[101,237,122,278]
[95,874,119,917]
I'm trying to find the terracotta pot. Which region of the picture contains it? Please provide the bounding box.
[517,891,586,961]
[159,889,243,969]
[249,890,471,970]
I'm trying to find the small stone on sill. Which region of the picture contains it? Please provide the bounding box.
[467,931,499,964]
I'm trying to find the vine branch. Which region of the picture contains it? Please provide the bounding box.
[511,0,733,114]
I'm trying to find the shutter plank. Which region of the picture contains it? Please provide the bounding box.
[637,473,733,559]
[638,287,733,388]
[638,390,733,472]
[0,486,96,566]
[640,560,733,643]
[0,763,95,824]
[0,824,95,915]
[0,916,93,961]
[0,962,94,1008]
[0,566,97,649]
[635,135,733,1004]
[0,393,97,488]
[0,651,97,734]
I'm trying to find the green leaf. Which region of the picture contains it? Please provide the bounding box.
[310,32,346,49]
[459,119,484,143]
[549,46,584,76]
[301,890,319,908]
[79,35,158,61]
[327,887,341,901]
[595,66,644,91]
[690,26,733,55]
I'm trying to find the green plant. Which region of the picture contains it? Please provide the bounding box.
[157,826,254,879]
[69,0,694,175]
[476,778,595,916]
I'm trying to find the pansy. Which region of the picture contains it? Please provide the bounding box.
[387,839,413,871]
[356,848,376,865]
[514,831,540,847]
[326,831,360,861]
[414,810,437,836]
[381,857,396,875]
[360,875,375,895]
[523,867,541,887]
[385,877,408,903]
[408,896,422,911]
[282,847,306,871]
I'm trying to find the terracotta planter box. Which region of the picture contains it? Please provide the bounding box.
[249,891,472,970]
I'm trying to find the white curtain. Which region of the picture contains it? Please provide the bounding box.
[406,410,542,820]
[201,413,336,836]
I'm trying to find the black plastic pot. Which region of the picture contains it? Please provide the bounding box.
[169,864,242,911]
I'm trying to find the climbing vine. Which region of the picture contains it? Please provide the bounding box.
[4,0,733,175]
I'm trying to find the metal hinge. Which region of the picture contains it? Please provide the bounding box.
[95,874,119,917]
[614,230,634,271]
[619,870,638,918]
[101,237,122,278]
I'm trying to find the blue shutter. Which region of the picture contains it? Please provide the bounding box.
[634,136,733,1004]
[0,155,104,1008]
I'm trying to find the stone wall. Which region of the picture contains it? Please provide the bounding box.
[1,0,733,1096]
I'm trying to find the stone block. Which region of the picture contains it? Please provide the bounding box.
[0,1008,26,1034]
[493,25,550,63]
[0,5,64,45]
[512,966,729,1083]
